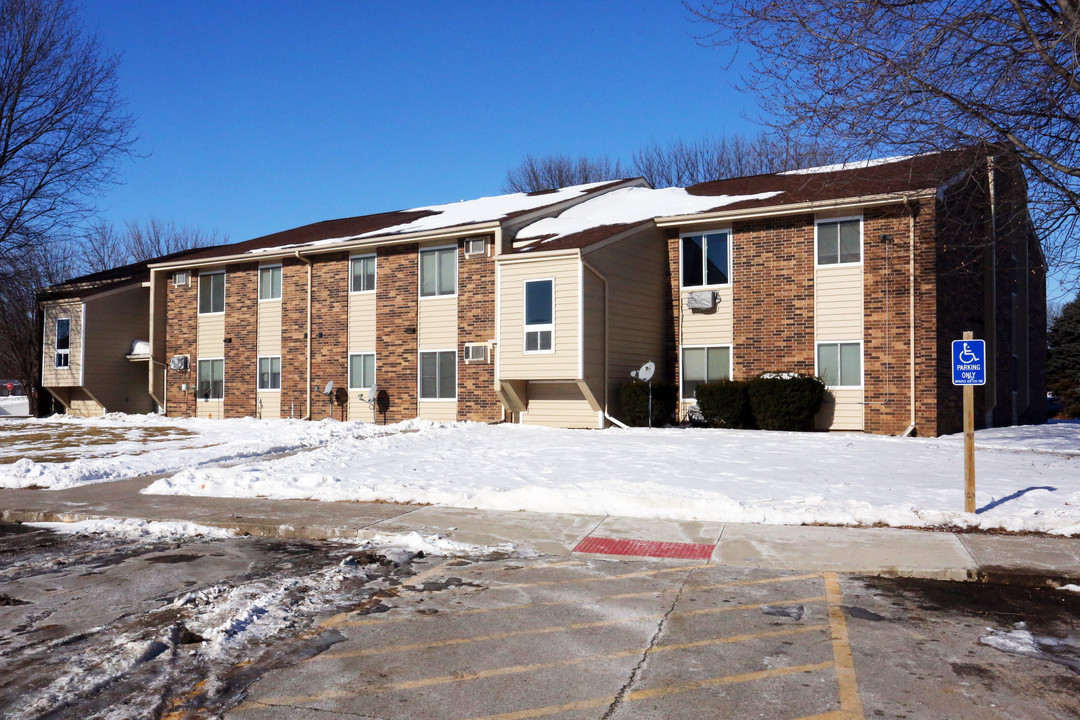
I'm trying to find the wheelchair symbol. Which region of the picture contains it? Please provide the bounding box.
[958,343,978,364]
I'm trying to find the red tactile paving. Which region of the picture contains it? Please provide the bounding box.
[573,536,714,560]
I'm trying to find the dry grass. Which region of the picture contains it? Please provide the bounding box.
[0,422,197,464]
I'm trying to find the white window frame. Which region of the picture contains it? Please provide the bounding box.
[814,216,863,267]
[680,344,733,401]
[815,340,864,388]
[257,356,281,391]
[679,229,732,290]
[419,245,457,298]
[258,265,282,301]
[418,349,456,400]
[523,278,554,354]
[464,236,488,258]
[197,357,225,400]
[349,254,377,294]
[348,352,376,390]
[198,270,225,315]
[172,270,189,287]
[54,317,70,368]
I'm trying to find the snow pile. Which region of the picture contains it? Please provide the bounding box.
[28,518,235,539]
[356,530,518,559]
[144,421,1080,535]
[779,154,920,175]
[516,186,783,245]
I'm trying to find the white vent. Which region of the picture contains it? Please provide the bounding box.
[463,343,488,363]
[169,355,189,371]
[686,290,718,310]
[464,236,487,257]
[173,271,189,287]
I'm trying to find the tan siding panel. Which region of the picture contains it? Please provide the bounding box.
[681,286,734,346]
[82,287,153,414]
[815,265,863,341]
[348,293,377,352]
[521,382,599,428]
[257,391,280,419]
[418,296,457,348]
[417,400,457,422]
[815,387,864,430]
[257,301,282,356]
[196,399,224,419]
[41,301,83,387]
[499,256,580,380]
[198,314,225,358]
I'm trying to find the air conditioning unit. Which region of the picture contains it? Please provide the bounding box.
[686,290,718,310]
[464,236,488,258]
[173,271,189,287]
[463,343,488,363]
[169,355,189,371]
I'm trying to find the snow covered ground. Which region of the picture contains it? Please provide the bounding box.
[2,414,1079,535]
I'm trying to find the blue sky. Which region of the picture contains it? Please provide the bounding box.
[80,2,756,244]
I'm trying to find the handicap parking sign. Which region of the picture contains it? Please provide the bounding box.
[952,339,986,385]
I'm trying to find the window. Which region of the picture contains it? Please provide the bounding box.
[681,231,730,288]
[54,318,70,368]
[258,356,280,390]
[420,247,456,297]
[817,342,862,387]
[524,279,553,352]
[259,266,281,300]
[350,255,376,293]
[349,353,375,389]
[816,218,861,265]
[419,351,456,399]
[197,358,224,399]
[682,346,731,399]
[198,271,225,314]
[173,271,189,287]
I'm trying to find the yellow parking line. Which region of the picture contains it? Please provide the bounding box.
[311,595,827,661]
[824,572,866,720]
[693,572,823,590]
[464,661,835,720]
[232,624,829,711]
[493,563,704,589]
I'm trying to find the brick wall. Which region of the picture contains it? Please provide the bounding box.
[731,214,816,377]
[224,263,258,418]
[310,253,349,421]
[457,239,500,421]
[375,243,419,423]
[165,273,197,418]
[280,257,308,419]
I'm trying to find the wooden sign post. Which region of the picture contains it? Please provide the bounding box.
[952,330,985,514]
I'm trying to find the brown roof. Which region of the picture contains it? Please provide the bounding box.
[512,222,646,253]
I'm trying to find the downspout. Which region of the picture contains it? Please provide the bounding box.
[581,258,625,428]
[902,197,917,437]
[295,250,313,420]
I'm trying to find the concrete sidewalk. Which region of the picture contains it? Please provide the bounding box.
[4,477,1080,586]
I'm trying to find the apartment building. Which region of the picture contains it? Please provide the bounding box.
[39,146,1046,436]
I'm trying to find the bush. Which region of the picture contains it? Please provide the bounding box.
[746,373,826,431]
[695,380,754,429]
[619,380,678,427]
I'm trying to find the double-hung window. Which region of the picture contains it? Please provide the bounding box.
[198,271,225,314]
[816,218,862,265]
[524,279,553,352]
[681,346,731,399]
[197,358,224,399]
[350,255,376,293]
[257,356,280,390]
[258,266,281,300]
[348,353,375,390]
[420,247,456,297]
[54,318,70,368]
[681,231,730,288]
[817,342,862,387]
[419,351,456,399]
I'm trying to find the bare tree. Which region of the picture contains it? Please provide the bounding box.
[78,217,223,274]
[503,154,626,193]
[688,0,1080,282]
[0,0,134,266]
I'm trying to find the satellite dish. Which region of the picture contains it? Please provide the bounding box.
[323,380,334,395]
[368,384,378,398]
[631,361,655,383]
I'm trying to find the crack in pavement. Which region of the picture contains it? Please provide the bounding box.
[599,566,696,719]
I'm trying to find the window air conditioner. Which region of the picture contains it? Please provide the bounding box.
[464,237,487,257]
[686,290,718,310]
[169,355,189,371]
[173,271,189,287]
[463,343,488,363]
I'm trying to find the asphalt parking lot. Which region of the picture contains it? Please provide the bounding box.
[3,524,1080,720]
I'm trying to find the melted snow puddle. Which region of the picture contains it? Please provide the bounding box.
[981,622,1080,674]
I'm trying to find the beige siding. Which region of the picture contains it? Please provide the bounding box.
[521,382,600,428]
[347,389,375,422]
[81,286,153,414]
[348,293,376,352]
[681,286,734,346]
[198,313,225,358]
[815,265,863,340]
[418,296,457,348]
[257,391,280,419]
[196,399,224,419]
[418,400,458,422]
[150,272,168,406]
[69,388,105,418]
[815,387,864,430]
[499,255,580,380]
[41,301,83,387]
[581,267,605,406]
[257,300,282,356]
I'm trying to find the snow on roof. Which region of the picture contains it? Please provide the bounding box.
[778,154,921,176]
[245,181,620,255]
[516,186,784,246]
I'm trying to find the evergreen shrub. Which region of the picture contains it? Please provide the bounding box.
[695,380,754,429]
[619,380,678,427]
[746,373,826,431]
